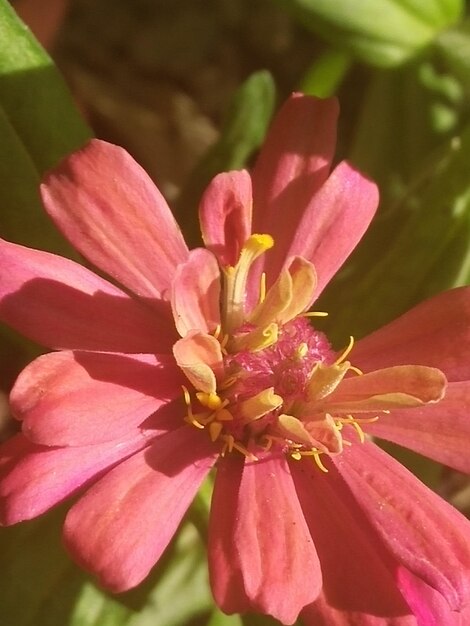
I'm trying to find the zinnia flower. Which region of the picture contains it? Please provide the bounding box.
[1,93,470,626]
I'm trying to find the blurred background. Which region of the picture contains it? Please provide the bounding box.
[2,1,470,624]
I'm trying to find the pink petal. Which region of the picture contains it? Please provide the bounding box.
[291,458,415,626]
[333,442,470,612]
[173,331,224,392]
[277,161,378,299]
[41,139,188,303]
[353,287,470,382]
[171,248,221,336]
[0,238,175,352]
[322,365,446,412]
[397,568,468,626]
[63,427,215,592]
[252,94,338,243]
[366,381,470,473]
[0,432,149,524]
[209,454,321,624]
[10,351,183,446]
[199,170,253,266]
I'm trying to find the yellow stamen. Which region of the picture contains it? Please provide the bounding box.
[209,421,223,441]
[231,322,279,352]
[183,415,205,429]
[335,414,380,444]
[182,385,191,408]
[219,375,238,390]
[259,272,267,304]
[222,234,274,333]
[216,407,234,421]
[303,311,329,318]
[334,336,355,365]
[313,452,329,473]
[290,448,329,472]
[348,365,364,376]
[196,391,223,411]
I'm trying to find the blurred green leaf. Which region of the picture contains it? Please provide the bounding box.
[275,0,462,67]
[0,0,91,255]
[175,70,276,246]
[0,0,90,175]
[0,0,92,381]
[436,18,470,94]
[322,124,470,343]
[206,610,243,626]
[0,508,212,626]
[348,60,463,207]
[300,49,351,97]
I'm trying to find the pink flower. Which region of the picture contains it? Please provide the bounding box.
[1,93,470,625]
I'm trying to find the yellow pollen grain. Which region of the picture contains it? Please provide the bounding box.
[196,391,222,410]
[296,342,308,359]
[248,233,274,252]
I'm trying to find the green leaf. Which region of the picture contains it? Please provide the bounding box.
[436,18,470,94]
[174,70,276,246]
[275,0,463,67]
[0,0,92,374]
[206,610,243,626]
[0,0,91,256]
[348,60,462,207]
[0,0,90,175]
[321,124,470,343]
[0,508,213,626]
[300,49,351,97]
[0,104,77,256]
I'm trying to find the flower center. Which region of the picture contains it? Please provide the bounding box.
[179,234,378,472]
[227,317,334,403]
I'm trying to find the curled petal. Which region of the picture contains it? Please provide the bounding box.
[321,365,446,413]
[250,257,316,327]
[10,351,182,446]
[209,454,321,624]
[353,287,470,382]
[41,139,188,303]
[64,427,215,592]
[0,238,175,352]
[171,248,221,336]
[333,442,470,612]
[199,170,253,267]
[367,380,470,473]
[173,331,224,393]
[276,414,314,447]
[238,388,283,424]
[306,362,350,403]
[0,432,149,525]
